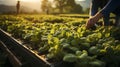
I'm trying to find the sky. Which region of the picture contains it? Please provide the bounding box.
[0,0,91,11]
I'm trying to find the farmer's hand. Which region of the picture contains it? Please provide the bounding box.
[86,12,103,29]
[86,17,96,29]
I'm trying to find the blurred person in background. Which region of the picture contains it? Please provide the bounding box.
[16,0,20,14]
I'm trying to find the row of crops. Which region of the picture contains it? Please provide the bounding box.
[0,15,120,67]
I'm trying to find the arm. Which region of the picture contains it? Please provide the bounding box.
[86,12,103,29]
[86,0,120,29]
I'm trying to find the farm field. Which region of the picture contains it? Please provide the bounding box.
[0,15,120,67]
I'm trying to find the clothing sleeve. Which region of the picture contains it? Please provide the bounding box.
[100,0,120,16]
[90,0,100,16]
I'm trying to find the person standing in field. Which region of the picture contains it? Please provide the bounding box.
[86,0,120,29]
[16,1,20,14]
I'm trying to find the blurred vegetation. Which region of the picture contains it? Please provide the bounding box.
[0,0,87,14]
[41,0,84,14]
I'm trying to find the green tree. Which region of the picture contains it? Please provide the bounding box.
[54,0,68,13]
[66,0,83,13]
[54,0,83,14]
[72,4,83,13]
[41,0,52,14]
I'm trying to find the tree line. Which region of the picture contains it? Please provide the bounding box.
[41,0,84,14]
